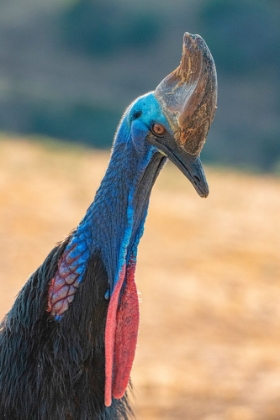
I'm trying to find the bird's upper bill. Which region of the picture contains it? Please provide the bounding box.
[155,32,217,157]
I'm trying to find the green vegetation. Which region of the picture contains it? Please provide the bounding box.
[62,0,163,56]
[29,102,120,148]
[200,0,280,74]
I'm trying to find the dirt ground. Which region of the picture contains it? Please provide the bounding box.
[0,137,280,420]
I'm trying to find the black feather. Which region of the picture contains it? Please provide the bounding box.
[0,237,133,419]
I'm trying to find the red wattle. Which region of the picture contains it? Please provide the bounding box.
[104,260,139,407]
[104,266,126,407]
[113,261,139,399]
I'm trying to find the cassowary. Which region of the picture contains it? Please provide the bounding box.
[0,33,217,419]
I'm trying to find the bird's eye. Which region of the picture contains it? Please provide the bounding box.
[133,111,142,120]
[151,123,166,136]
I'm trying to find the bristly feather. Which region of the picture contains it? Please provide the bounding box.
[0,237,132,420]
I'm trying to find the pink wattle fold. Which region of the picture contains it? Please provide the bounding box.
[104,261,139,407]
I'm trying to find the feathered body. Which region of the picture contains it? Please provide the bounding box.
[0,247,131,419]
[0,34,217,419]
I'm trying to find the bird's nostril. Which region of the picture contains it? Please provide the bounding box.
[193,175,200,183]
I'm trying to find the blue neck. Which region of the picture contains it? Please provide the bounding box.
[66,116,164,294]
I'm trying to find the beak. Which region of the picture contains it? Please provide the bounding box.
[148,131,209,197]
[167,150,209,198]
[153,32,217,197]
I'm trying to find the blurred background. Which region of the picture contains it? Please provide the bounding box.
[0,0,280,419]
[0,0,279,171]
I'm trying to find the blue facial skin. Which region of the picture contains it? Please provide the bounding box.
[55,93,172,315]
[128,92,171,153]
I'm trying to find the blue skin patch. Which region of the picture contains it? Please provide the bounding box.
[48,93,172,319]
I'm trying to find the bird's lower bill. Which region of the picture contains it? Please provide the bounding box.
[165,148,209,198]
[148,135,209,198]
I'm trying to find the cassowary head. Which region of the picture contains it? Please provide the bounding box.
[114,32,217,197]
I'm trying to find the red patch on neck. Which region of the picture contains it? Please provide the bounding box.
[104,261,139,406]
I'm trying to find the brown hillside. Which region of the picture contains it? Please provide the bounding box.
[0,137,280,419]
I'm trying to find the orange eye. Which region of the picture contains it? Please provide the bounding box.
[151,123,166,136]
